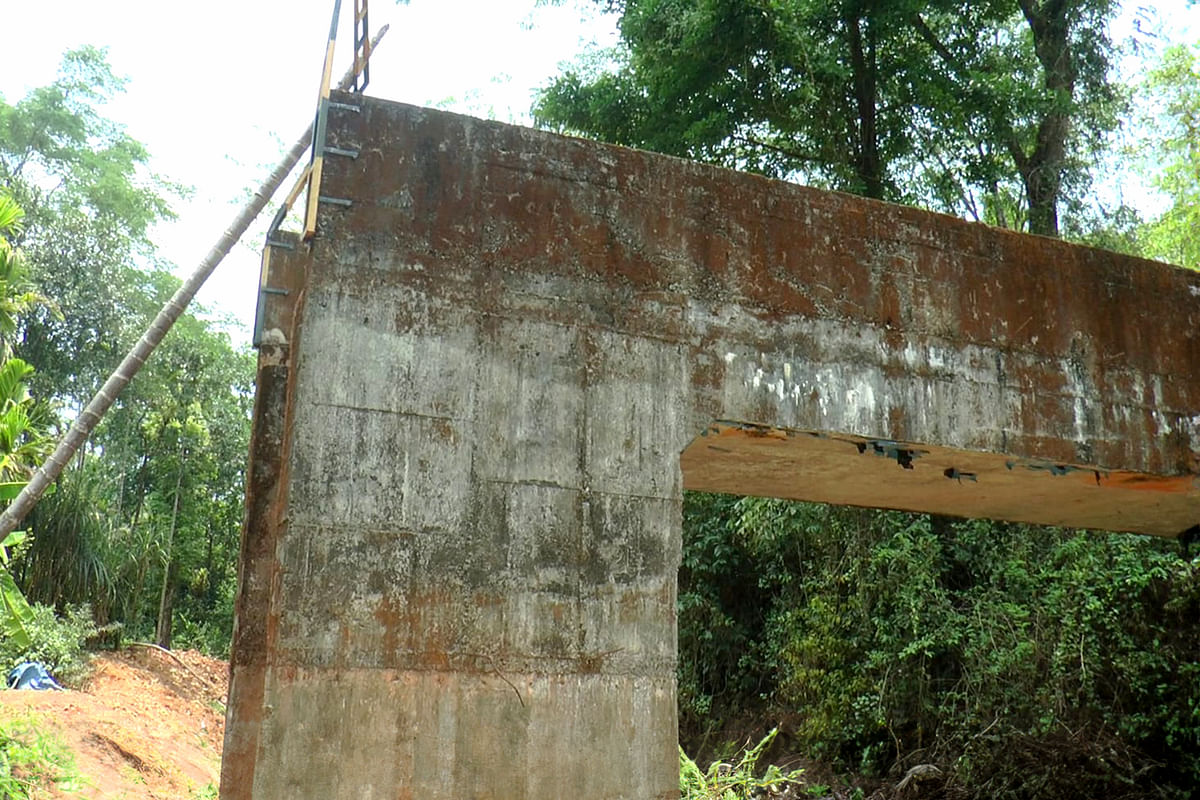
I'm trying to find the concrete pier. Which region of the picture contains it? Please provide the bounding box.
[222,94,1200,799]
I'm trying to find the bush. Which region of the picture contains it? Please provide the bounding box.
[0,604,96,688]
[679,494,1200,797]
[171,608,232,659]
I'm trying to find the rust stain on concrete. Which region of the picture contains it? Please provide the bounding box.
[224,95,1200,800]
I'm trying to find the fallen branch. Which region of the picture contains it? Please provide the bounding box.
[126,641,225,707]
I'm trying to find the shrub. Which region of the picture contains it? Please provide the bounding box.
[680,728,805,800]
[0,603,96,687]
[171,608,232,659]
[678,493,1200,797]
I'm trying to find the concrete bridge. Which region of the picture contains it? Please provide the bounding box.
[221,93,1200,799]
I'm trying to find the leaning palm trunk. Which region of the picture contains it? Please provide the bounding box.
[0,24,390,540]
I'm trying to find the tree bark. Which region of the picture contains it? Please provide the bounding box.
[846,11,884,199]
[1012,0,1076,237]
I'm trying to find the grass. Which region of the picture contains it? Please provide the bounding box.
[0,713,85,798]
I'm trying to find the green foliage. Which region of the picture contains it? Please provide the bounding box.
[679,495,1200,797]
[0,531,35,651]
[0,46,174,241]
[1,48,177,410]
[0,358,53,482]
[0,48,252,658]
[677,492,764,726]
[189,784,219,800]
[1140,43,1200,270]
[14,276,254,652]
[0,190,50,655]
[679,727,805,800]
[536,0,939,199]
[171,580,236,659]
[0,714,84,798]
[0,603,96,688]
[535,0,1126,235]
[0,190,55,360]
[21,464,116,617]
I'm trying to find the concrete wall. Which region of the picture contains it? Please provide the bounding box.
[222,94,1200,799]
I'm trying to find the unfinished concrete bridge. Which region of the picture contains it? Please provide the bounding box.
[221,92,1200,799]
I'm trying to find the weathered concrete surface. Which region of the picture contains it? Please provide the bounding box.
[223,93,1200,799]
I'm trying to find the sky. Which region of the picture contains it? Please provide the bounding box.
[2,1,1198,344]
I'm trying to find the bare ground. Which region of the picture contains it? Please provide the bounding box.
[0,648,227,799]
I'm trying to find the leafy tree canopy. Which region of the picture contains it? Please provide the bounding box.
[0,46,176,244]
[535,0,1126,236]
[0,47,254,655]
[0,48,184,409]
[1140,42,1200,270]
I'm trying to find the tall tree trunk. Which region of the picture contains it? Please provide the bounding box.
[1021,155,1063,237]
[155,561,176,648]
[913,5,1077,237]
[1014,0,1076,237]
[847,11,884,199]
[129,448,152,529]
[128,545,149,627]
[204,520,216,607]
[155,465,184,648]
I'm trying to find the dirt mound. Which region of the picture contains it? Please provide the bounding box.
[0,648,228,799]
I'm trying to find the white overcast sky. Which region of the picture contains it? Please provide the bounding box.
[2,1,1197,343]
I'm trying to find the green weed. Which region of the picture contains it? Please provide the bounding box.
[679,727,804,799]
[0,714,84,798]
[0,603,95,687]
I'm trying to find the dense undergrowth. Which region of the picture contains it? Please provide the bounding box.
[679,493,1200,799]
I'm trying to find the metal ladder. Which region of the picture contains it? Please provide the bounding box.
[352,0,371,93]
[265,0,372,248]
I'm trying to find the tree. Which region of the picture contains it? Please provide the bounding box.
[0,49,255,654]
[0,193,53,359]
[534,0,1125,235]
[536,0,939,200]
[1140,42,1200,270]
[909,0,1125,235]
[0,46,172,243]
[0,46,176,410]
[676,494,1200,795]
[21,270,255,649]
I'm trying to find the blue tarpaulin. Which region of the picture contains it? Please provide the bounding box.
[6,662,63,690]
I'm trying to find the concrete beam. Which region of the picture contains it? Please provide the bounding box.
[223,94,1200,799]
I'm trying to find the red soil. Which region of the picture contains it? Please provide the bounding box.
[0,648,228,799]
